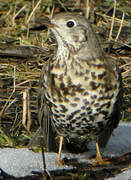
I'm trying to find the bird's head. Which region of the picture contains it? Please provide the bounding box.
[43,13,103,59]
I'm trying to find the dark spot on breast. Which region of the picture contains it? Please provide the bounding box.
[60,113,65,117]
[59,74,63,81]
[85,101,89,105]
[74,97,80,101]
[70,92,76,96]
[78,71,84,76]
[100,102,111,109]
[85,76,89,80]
[100,94,114,100]
[86,107,91,111]
[96,107,101,112]
[60,104,68,113]
[83,92,89,96]
[91,100,95,105]
[70,126,75,131]
[88,110,92,114]
[96,64,104,69]
[99,90,103,94]
[90,81,100,90]
[81,106,86,110]
[91,72,96,80]
[77,84,85,92]
[101,110,108,116]
[54,114,60,118]
[54,109,59,113]
[60,82,65,89]
[86,69,90,74]
[94,103,99,107]
[76,123,81,127]
[91,95,97,99]
[67,76,72,86]
[98,96,104,101]
[61,119,66,123]
[70,103,77,107]
[58,96,63,103]
[105,86,113,92]
[63,88,69,95]
[98,71,106,79]
[89,115,95,121]
[82,118,87,121]
[53,98,57,102]
[93,113,99,116]
[80,112,86,116]
[72,110,80,115]
[67,110,81,121]
[67,114,74,121]
[71,119,76,123]
[64,97,69,102]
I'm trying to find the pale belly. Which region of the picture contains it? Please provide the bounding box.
[49,88,117,138]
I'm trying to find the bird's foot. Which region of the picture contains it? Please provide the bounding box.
[93,141,111,166]
[56,157,64,166]
[93,156,111,166]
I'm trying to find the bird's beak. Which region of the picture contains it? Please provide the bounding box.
[35,18,58,29]
[42,20,56,28]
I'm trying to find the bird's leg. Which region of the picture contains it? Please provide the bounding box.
[56,136,64,166]
[94,141,110,165]
[95,141,103,163]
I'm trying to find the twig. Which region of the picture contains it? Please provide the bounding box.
[120,62,131,69]
[12,5,26,25]
[41,146,52,180]
[50,4,55,19]
[4,98,17,113]
[27,0,42,24]
[32,0,35,23]
[13,66,16,93]
[22,89,28,129]
[97,12,130,25]
[15,79,38,87]
[27,84,31,131]
[22,86,32,131]
[85,0,90,19]
[0,91,15,128]
[115,12,125,41]
[57,0,67,11]
[122,69,131,77]
[5,5,13,17]
[108,0,117,41]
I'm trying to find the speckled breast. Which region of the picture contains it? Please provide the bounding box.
[44,58,120,139]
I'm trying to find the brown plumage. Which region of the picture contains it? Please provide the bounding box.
[38,13,122,165]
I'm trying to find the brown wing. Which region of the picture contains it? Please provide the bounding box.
[38,62,57,152]
[98,62,123,148]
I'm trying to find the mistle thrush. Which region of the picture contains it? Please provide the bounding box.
[38,13,122,165]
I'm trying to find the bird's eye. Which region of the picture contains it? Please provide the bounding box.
[66,20,76,28]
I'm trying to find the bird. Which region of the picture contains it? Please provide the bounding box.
[38,12,122,165]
